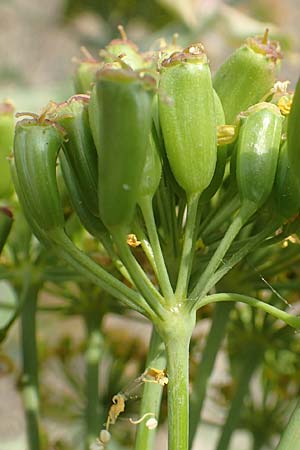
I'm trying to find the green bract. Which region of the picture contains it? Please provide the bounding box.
[213,32,281,124]
[90,68,155,229]
[13,120,64,233]
[158,44,217,197]
[236,102,283,215]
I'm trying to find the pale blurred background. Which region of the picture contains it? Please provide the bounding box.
[0,1,299,449]
[0,0,299,111]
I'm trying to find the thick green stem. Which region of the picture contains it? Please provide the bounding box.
[134,328,166,450]
[139,196,175,304]
[215,346,262,450]
[20,279,41,450]
[175,193,200,300]
[189,303,233,448]
[84,313,104,449]
[161,311,195,450]
[276,401,300,450]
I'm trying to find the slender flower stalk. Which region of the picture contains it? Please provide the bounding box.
[84,313,104,449]
[19,275,41,450]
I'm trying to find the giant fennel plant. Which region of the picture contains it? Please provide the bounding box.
[10,27,300,450]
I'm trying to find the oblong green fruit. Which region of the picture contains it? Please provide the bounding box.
[59,152,106,239]
[236,102,283,212]
[13,120,64,232]
[158,44,217,197]
[0,101,15,199]
[138,126,162,201]
[55,95,99,216]
[213,32,281,124]
[90,68,155,229]
[273,141,300,219]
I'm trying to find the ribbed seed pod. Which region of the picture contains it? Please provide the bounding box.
[273,141,300,218]
[59,152,106,238]
[55,95,98,216]
[89,68,155,229]
[236,102,283,215]
[213,31,281,124]
[13,120,64,233]
[0,101,15,199]
[158,44,217,197]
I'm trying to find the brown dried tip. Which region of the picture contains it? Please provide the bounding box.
[246,29,282,62]
[161,43,207,67]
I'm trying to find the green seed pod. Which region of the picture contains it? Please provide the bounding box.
[59,152,106,239]
[213,31,281,124]
[158,44,217,197]
[0,207,13,254]
[90,68,155,229]
[74,53,103,94]
[236,102,283,214]
[55,95,98,216]
[287,78,300,189]
[138,127,162,201]
[13,119,64,233]
[273,141,300,219]
[200,90,227,204]
[0,101,15,199]
[105,26,145,70]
